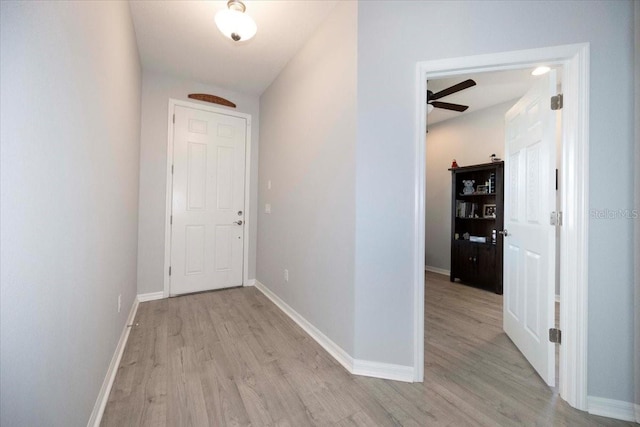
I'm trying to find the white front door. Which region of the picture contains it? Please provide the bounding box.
[170,105,247,295]
[503,71,557,386]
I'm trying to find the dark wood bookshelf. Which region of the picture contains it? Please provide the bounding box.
[449,162,504,294]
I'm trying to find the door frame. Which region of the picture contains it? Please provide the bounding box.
[414,43,590,410]
[163,98,253,297]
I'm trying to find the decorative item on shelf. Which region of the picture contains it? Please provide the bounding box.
[188,93,236,108]
[483,204,497,218]
[476,184,488,194]
[488,172,496,193]
[451,159,459,168]
[490,153,502,163]
[492,229,497,244]
[463,232,470,240]
[462,179,475,195]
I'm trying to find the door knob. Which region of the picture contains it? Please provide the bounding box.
[234,220,243,225]
[498,229,509,236]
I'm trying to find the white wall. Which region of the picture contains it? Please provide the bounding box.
[425,101,514,272]
[0,2,141,425]
[356,0,635,403]
[136,72,259,295]
[257,1,357,354]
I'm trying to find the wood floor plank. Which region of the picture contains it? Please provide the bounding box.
[199,355,252,426]
[166,297,211,427]
[102,274,635,426]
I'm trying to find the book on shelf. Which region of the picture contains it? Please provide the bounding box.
[456,201,479,218]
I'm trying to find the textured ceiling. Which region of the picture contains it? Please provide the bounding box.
[129,0,338,95]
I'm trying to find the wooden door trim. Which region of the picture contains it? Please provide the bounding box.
[415,43,590,410]
[163,99,252,298]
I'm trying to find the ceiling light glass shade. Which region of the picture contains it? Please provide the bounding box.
[427,104,435,114]
[215,5,257,42]
[532,66,551,76]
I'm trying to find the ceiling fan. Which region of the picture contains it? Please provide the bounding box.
[427,79,477,113]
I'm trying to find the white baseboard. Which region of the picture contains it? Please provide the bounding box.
[254,280,354,372]
[253,280,413,383]
[588,395,637,422]
[352,359,414,382]
[244,278,256,287]
[87,297,139,427]
[424,265,450,276]
[635,403,640,423]
[137,291,165,302]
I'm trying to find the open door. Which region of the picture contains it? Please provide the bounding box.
[503,70,557,386]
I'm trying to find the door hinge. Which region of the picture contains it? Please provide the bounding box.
[550,211,562,226]
[173,113,175,124]
[169,266,172,276]
[170,215,172,225]
[551,94,563,110]
[171,165,174,174]
[549,328,562,344]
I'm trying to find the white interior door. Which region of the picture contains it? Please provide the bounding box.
[503,71,557,386]
[170,105,246,295]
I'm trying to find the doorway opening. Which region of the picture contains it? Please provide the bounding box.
[413,44,590,411]
[425,66,563,386]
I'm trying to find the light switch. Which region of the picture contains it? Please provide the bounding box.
[267,180,272,190]
[265,203,271,214]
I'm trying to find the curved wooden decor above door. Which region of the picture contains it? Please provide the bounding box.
[188,93,236,108]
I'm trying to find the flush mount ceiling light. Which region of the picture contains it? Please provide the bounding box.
[215,0,257,42]
[532,66,551,76]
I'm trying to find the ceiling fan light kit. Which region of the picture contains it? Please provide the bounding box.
[215,0,257,42]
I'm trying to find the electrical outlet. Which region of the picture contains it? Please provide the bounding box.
[267,180,272,190]
[284,269,289,282]
[265,203,271,214]
[118,294,121,313]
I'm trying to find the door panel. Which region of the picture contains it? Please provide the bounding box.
[503,71,557,386]
[216,146,234,209]
[187,142,207,210]
[505,242,520,320]
[476,245,495,286]
[171,106,246,295]
[214,225,232,271]
[524,250,541,337]
[185,225,205,275]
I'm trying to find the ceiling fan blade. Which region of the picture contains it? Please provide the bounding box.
[430,101,469,112]
[430,79,476,100]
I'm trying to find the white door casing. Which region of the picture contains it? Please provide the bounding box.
[170,105,247,295]
[503,70,557,386]
[417,44,589,409]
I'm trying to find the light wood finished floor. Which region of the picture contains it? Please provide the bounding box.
[102,273,634,426]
